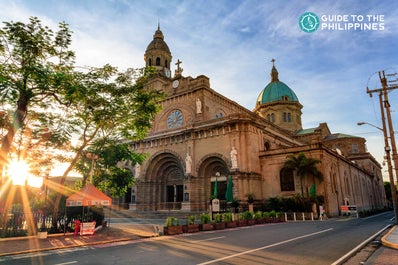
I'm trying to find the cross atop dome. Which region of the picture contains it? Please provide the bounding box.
[270,58,279,82]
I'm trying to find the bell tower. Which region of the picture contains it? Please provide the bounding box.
[254,60,303,132]
[144,24,172,78]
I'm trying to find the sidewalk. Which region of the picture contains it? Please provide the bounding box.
[0,223,159,257]
[364,225,398,265]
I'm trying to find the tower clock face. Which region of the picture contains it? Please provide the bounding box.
[167,110,183,128]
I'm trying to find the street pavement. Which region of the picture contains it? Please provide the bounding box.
[0,219,397,264]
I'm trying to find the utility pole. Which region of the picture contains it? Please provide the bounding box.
[380,71,398,184]
[367,70,398,223]
[379,92,398,223]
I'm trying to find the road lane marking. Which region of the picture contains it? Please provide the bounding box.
[197,228,333,265]
[190,236,225,243]
[54,262,78,265]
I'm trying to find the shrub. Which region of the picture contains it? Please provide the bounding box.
[242,211,253,220]
[269,210,277,218]
[254,211,262,219]
[187,215,196,225]
[238,212,245,220]
[165,217,179,227]
[200,213,211,224]
[214,213,222,223]
[224,212,233,222]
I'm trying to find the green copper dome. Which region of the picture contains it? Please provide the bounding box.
[257,65,299,104]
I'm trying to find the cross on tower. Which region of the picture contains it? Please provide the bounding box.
[174,59,183,77]
[175,59,182,71]
[271,58,276,66]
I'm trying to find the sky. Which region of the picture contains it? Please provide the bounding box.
[1,0,398,180]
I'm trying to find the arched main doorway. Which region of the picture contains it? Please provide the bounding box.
[193,155,230,211]
[140,152,184,210]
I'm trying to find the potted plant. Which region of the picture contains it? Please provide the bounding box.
[254,211,265,224]
[237,212,248,227]
[269,210,277,223]
[164,217,183,235]
[224,212,237,228]
[183,215,199,233]
[262,211,272,223]
[243,211,256,225]
[199,213,213,231]
[213,213,225,230]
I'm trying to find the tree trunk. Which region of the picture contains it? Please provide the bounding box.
[0,95,29,226]
[52,154,80,229]
[51,128,98,229]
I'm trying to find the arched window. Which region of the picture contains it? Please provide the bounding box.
[156,57,161,66]
[288,113,291,122]
[280,168,295,191]
[165,60,168,67]
[283,112,287,122]
[271,113,275,123]
[149,58,152,66]
[267,114,270,122]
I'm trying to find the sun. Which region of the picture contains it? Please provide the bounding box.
[7,159,30,186]
[7,159,43,188]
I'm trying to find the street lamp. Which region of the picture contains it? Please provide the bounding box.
[357,122,383,131]
[358,120,398,223]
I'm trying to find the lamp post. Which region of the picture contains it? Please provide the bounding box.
[358,118,398,224]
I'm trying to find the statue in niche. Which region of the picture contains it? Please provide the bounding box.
[135,163,141,178]
[185,153,192,174]
[230,147,238,169]
[196,98,202,114]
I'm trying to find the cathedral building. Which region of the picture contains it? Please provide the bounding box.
[128,26,386,217]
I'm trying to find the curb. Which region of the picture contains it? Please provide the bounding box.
[0,232,74,242]
[381,225,398,250]
[0,235,149,257]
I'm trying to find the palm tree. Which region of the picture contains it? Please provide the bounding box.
[282,152,323,198]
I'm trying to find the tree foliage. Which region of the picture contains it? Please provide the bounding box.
[0,17,164,229]
[0,17,75,167]
[282,152,323,197]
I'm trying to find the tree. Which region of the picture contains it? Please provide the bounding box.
[1,17,164,230]
[282,152,323,198]
[0,17,75,171]
[78,140,146,198]
[49,65,163,228]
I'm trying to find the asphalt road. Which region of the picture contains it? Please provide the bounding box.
[2,212,394,265]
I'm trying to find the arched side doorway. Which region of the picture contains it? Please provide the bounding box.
[192,154,230,212]
[139,152,184,211]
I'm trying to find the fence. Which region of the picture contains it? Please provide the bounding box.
[0,210,76,238]
[284,212,316,221]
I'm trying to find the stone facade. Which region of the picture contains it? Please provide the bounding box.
[127,27,387,216]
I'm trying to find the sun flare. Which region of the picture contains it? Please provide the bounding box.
[7,159,30,186]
